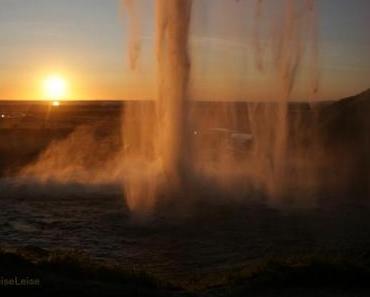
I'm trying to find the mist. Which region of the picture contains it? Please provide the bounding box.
[16,0,366,217]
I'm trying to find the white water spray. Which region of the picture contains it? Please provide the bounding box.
[20,0,320,214]
[121,0,319,212]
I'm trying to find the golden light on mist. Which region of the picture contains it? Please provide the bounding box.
[43,75,67,101]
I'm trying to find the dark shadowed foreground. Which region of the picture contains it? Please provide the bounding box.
[0,91,369,296]
[2,245,370,296]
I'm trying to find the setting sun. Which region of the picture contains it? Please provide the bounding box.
[43,75,67,101]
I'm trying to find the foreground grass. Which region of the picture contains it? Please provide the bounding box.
[198,253,370,296]
[0,246,185,296]
[1,246,370,296]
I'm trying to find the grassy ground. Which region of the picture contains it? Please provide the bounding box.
[0,246,185,296]
[1,246,370,296]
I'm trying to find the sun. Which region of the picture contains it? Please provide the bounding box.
[43,75,67,101]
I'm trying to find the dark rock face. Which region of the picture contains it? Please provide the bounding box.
[317,89,370,199]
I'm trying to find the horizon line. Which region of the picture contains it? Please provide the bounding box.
[1,88,369,103]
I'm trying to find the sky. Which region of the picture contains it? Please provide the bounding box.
[0,0,369,101]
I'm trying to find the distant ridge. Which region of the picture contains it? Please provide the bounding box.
[328,88,370,110]
[319,88,370,147]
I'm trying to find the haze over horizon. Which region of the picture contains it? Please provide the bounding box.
[0,2,369,296]
[0,0,369,101]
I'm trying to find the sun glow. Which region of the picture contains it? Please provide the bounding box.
[43,75,67,101]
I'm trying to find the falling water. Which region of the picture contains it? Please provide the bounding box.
[18,0,319,213]
[155,0,192,188]
[90,0,324,211]
[250,0,319,196]
[121,0,194,214]
[121,0,319,213]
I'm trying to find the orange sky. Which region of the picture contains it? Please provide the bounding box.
[0,0,369,101]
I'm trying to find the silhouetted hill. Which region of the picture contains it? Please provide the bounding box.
[319,89,370,144]
[318,89,370,197]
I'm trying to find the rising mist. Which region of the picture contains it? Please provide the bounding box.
[20,0,332,216]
